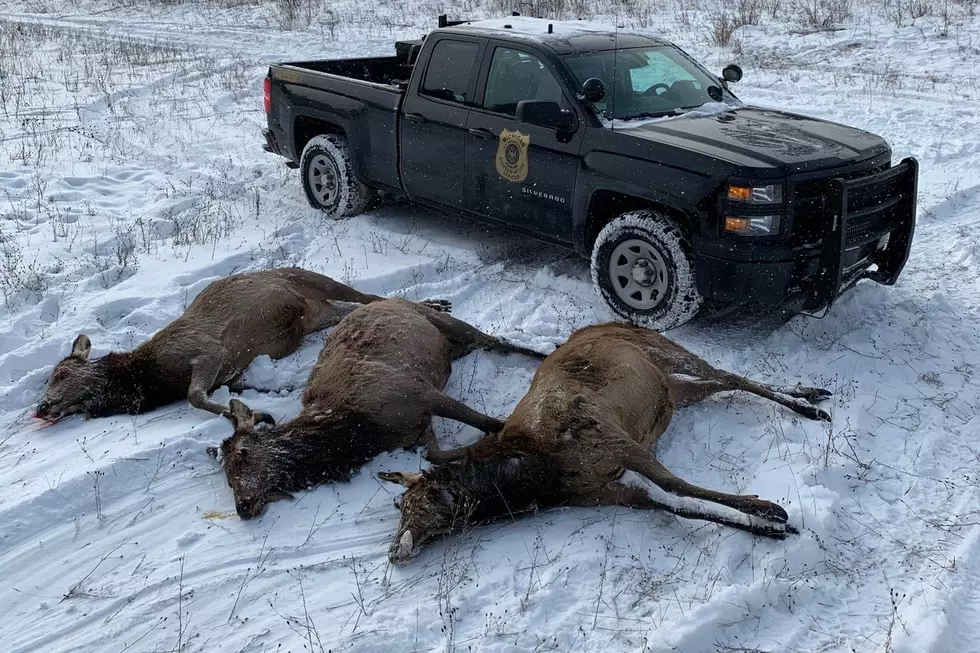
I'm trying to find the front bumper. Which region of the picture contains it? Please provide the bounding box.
[695,157,919,311]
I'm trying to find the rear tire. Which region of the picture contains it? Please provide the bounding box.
[590,210,703,331]
[299,135,375,218]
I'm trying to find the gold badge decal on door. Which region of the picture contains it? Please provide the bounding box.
[495,129,530,183]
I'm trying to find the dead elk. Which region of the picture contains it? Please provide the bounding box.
[35,267,450,424]
[212,298,545,520]
[380,322,832,565]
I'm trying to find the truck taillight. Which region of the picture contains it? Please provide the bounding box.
[263,78,271,114]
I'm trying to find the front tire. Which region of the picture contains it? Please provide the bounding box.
[299,134,375,218]
[590,210,703,331]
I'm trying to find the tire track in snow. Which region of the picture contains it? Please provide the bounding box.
[925,524,980,653]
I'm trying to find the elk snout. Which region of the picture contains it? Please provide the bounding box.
[388,530,418,566]
[35,400,60,421]
[235,498,264,520]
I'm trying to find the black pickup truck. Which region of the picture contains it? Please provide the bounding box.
[261,14,918,330]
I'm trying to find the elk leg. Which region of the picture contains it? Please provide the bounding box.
[303,299,365,333]
[188,358,275,425]
[226,374,244,395]
[420,298,452,313]
[424,431,502,464]
[306,299,450,334]
[424,387,506,434]
[669,375,831,422]
[570,482,797,539]
[618,441,790,524]
[419,306,545,361]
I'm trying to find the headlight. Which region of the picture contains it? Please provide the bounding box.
[724,214,781,236]
[727,184,783,203]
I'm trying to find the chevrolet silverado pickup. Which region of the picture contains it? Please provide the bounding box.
[261,14,918,330]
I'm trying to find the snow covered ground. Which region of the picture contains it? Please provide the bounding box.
[2,1,980,651]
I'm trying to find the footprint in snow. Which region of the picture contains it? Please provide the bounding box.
[176,530,205,548]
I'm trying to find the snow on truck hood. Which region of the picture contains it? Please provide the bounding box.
[611,103,891,172]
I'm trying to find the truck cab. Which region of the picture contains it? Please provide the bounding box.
[262,15,918,330]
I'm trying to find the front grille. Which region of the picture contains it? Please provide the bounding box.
[789,179,828,246]
[841,170,903,246]
[790,163,890,247]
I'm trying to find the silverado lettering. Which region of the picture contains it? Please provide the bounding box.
[522,187,567,204]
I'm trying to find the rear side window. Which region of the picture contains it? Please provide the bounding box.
[482,47,566,116]
[420,39,480,104]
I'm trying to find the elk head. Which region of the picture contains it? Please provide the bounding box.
[217,398,291,520]
[378,469,472,566]
[380,453,556,565]
[36,335,99,421]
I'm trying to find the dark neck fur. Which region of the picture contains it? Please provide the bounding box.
[433,453,565,524]
[264,411,398,492]
[90,350,187,417]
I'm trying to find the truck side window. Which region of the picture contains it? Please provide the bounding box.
[420,39,480,105]
[482,47,565,117]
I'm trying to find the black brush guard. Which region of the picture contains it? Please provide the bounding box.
[806,156,919,313]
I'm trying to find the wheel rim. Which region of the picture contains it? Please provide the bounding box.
[608,238,670,310]
[308,154,339,207]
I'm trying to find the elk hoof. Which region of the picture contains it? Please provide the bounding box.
[811,407,832,422]
[757,524,797,540]
[745,500,789,524]
[795,402,832,422]
[793,386,833,403]
[253,411,276,426]
[422,299,452,313]
[206,445,219,459]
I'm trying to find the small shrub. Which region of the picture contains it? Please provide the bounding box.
[711,12,740,45]
[902,0,931,20]
[793,0,853,27]
[274,0,322,30]
[761,0,785,18]
[737,0,763,24]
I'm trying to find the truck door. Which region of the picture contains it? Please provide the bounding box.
[400,36,484,210]
[464,44,583,240]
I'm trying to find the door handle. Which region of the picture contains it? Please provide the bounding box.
[467,127,494,140]
[405,113,427,123]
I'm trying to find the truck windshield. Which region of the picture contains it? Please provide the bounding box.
[563,47,731,121]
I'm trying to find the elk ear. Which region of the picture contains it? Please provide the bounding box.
[71,334,91,361]
[378,471,422,488]
[237,446,249,459]
[225,398,255,431]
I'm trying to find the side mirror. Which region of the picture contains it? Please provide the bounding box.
[721,64,743,83]
[581,77,606,103]
[516,100,577,132]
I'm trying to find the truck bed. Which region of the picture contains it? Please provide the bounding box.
[265,48,421,195]
[280,56,413,88]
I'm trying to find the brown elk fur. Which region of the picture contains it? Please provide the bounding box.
[35,267,449,423]
[380,322,832,565]
[215,298,546,520]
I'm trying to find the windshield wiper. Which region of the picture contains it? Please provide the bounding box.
[620,110,677,120]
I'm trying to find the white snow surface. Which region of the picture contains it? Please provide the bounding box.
[1,2,980,652]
